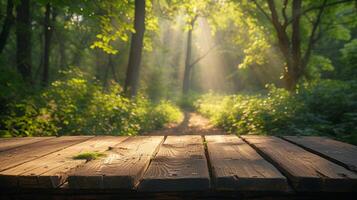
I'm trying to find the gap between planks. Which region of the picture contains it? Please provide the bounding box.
[202,135,215,189]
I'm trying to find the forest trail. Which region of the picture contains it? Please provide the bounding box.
[143,112,227,135]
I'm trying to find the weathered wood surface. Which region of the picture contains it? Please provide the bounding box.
[0,136,92,172]
[139,135,210,191]
[0,137,54,152]
[68,136,164,189]
[205,135,289,191]
[283,136,357,172]
[0,135,356,194]
[0,136,127,188]
[242,136,357,192]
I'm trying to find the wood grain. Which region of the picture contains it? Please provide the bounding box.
[138,135,210,191]
[205,135,289,191]
[283,136,357,172]
[0,137,54,152]
[68,136,164,189]
[0,136,92,172]
[0,136,127,188]
[242,136,357,192]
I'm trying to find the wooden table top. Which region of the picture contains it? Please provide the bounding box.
[0,135,356,199]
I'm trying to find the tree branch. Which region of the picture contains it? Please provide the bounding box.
[288,0,352,24]
[252,0,273,23]
[282,0,289,28]
[189,44,217,68]
[302,0,328,72]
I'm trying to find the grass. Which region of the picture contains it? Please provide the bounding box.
[72,152,106,161]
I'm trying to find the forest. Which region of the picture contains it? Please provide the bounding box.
[0,0,356,144]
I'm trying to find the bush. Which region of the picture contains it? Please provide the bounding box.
[0,68,182,137]
[195,80,357,144]
[0,68,28,123]
[178,92,200,111]
[143,100,183,131]
[340,39,357,80]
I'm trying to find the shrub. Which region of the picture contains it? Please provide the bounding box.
[148,100,183,130]
[178,92,200,111]
[340,39,357,80]
[195,80,357,144]
[1,68,182,137]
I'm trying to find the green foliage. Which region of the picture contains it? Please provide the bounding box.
[195,80,357,144]
[90,1,134,55]
[0,68,182,137]
[90,0,158,54]
[1,0,356,145]
[340,39,357,80]
[307,55,334,79]
[144,100,183,130]
[73,152,106,161]
[0,68,28,118]
[178,92,200,111]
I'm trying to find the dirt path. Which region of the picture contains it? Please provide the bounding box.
[143,112,227,136]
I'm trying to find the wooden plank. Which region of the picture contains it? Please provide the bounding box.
[283,136,357,172]
[138,135,210,191]
[68,136,164,189]
[0,136,127,188]
[0,136,92,172]
[0,137,54,152]
[205,135,289,191]
[242,136,357,192]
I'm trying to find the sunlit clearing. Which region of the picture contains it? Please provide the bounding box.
[193,18,226,92]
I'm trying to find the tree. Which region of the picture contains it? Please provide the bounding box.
[182,17,217,95]
[167,0,217,95]
[124,0,146,97]
[253,0,354,90]
[0,0,14,54]
[41,3,56,86]
[182,16,196,95]
[16,0,32,84]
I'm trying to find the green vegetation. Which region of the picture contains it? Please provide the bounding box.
[73,152,106,161]
[195,80,357,145]
[0,0,356,143]
[0,68,182,137]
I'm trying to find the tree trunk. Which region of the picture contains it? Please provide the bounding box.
[267,0,302,91]
[287,0,302,90]
[182,19,195,95]
[16,0,32,84]
[0,0,14,54]
[263,0,329,90]
[124,0,146,97]
[41,3,54,87]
